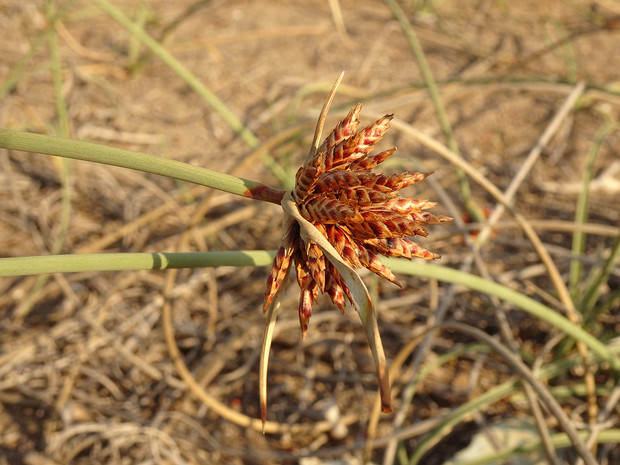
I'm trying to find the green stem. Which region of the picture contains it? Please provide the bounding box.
[383,257,620,371]
[581,231,620,315]
[0,129,285,204]
[569,124,619,302]
[0,251,275,276]
[2,248,616,372]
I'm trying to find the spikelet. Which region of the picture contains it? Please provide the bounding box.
[263,104,452,338]
[294,105,362,201]
[262,221,298,313]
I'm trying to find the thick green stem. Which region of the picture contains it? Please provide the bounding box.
[0,129,285,204]
[0,251,275,276]
[383,258,620,372]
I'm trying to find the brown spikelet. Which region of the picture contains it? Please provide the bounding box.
[346,115,393,160]
[358,246,400,285]
[305,239,326,292]
[324,114,392,171]
[348,148,396,171]
[262,222,298,313]
[262,248,287,312]
[314,170,381,195]
[338,186,394,206]
[350,211,422,238]
[406,209,452,227]
[315,104,362,156]
[299,280,318,340]
[364,237,441,260]
[296,105,363,200]
[326,271,347,313]
[377,198,437,215]
[294,150,325,201]
[376,171,430,191]
[300,195,361,223]
[323,136,363,171]
[327,261,354,307]
[338,229,365,268]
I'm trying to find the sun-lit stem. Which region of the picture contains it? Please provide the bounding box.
[0,129,286,204]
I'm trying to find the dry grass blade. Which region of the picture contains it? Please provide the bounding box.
[309,71,345,158]
[260,291,285,432]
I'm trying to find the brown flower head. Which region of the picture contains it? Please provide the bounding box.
[263,103,452,339]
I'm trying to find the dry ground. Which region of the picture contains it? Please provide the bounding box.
[1,1,620,464]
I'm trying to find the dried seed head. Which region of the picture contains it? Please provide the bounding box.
[264,104,452,337]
